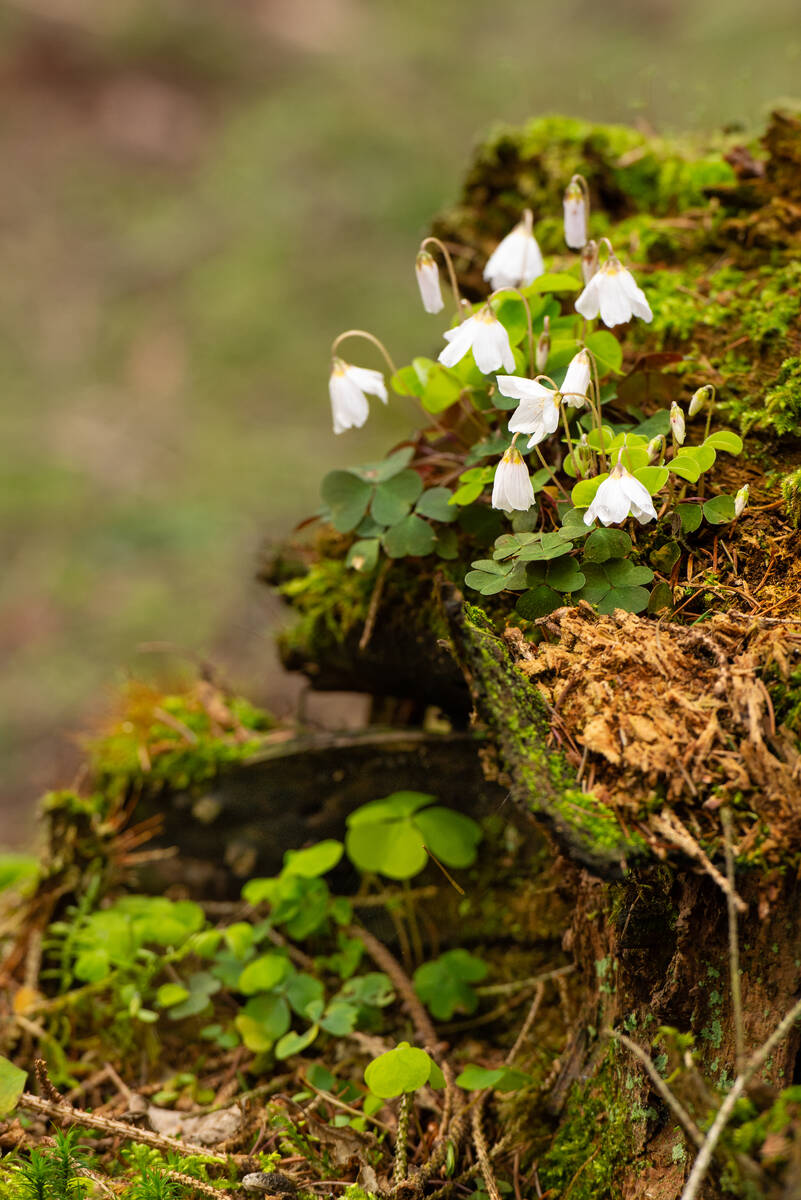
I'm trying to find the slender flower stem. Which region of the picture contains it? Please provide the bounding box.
[393,1092,410,1183]
[581,346,608,471]
[703,385,717,441]
[420,235,464,319]
[560,405,577,474]
[531,442,570,501]
[722,807,746,1074]
[331,329,398,376]
[488,286,536,378]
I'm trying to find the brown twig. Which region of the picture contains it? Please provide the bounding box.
[651,810,747,913]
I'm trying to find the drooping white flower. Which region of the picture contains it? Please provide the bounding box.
[491,444,535,513]
[483,212,545,291]
[561,349,592,408]
[575,253,653,328]
[439,307,515,375]
[415,250,444,314]
[735,484,749,517]
[497,376,561,448]
[581,240,599,284]
[583,453,658,527]
[328,358,387,435]
[670,402,686,445]
[689,385,713,417]
[563,179,588,249]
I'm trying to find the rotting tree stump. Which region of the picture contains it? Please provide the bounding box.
[269,110,801,1198]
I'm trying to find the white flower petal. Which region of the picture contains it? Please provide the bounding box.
[574,273,602,320]
[619,474,657,523]
[329,374,369,435]
[492,454,535,512]
[438,320,475,368]
[416,257,444,314]
[346,365,387,402]
[563,196,587,250]
[561,351,591,405]
[617,268,653,322]
[497,376,554,403]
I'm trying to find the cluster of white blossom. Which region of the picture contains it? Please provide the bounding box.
[327,174,742,531]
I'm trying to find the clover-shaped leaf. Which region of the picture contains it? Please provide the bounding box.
[364,1043,443,1098]
[414,950,488,1020]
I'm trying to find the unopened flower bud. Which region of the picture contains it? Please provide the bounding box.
[415,250,444,314]
[563,179,588,250]
[647,435,665,463]
[689,385,714,417]
[581,239,599,285]
[735,484,749,517]
[670,402,686,446]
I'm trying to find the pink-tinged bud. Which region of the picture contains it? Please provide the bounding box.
[670,402,686,446]
[735,484,749,517]
[415,250,444,314]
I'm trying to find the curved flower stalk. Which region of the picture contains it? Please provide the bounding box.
[575,239,652,328]
[498,376,560,448]
[483,209,544,291]
[581,239,599,284]
[584,451,658,527]
[491,441,535,512]
[563,175,590,249]
[439,306,515,375]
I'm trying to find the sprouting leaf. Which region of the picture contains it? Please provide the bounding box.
[0,1057,26,1117]
[365,1043,438,1098]
[285,974,325,1021]
[523,272,581,295]
[346,539,380,573]
[419,364,463,414]
[585,426,616,451]
[583,528,632,563]
[346,819,427,880]
[704,429,743,455]
[283,840,344,879]
[275,1026,319,1060]
[517,532,574,562]
[390,366,425,397]
[450,481,484,506]
[703,494,737,524]
[383,514,437,558]
[415,487,459,522]
[167,971,220,1020]
[348,792,434,825]
[677,503,703,533]
[320,471,372,533]
[371,470,423,525]
[156,983,189,1009]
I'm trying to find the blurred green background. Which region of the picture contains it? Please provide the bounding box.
[2,0,800,845]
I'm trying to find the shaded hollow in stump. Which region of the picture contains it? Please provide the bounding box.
[271,109,801,1197]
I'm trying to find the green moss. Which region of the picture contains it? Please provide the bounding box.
[277,559,375,657]
[781,466,801,527]
[539,1047,633,1200]
[88,684,271,801]
[757,357,801,436]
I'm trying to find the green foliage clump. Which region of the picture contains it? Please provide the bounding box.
[89,684,271,800]
[781,466,801,528]
[758,357,801,436]
[538,1048,633,1200]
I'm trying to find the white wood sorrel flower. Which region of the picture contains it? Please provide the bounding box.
[561,349,592,408]
[584,453,658,527]
[563,179,588,249]
[497,376,560,448]
[439,307,515,375]
[483,211,545,291]
[328,358,387,435]
[491,444,535,512]
[575,251,653,328]
[415,250,444,314]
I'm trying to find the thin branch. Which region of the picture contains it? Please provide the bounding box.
[652,810,747,913]
[471,1100,502,1200]
[506,982,545,1067]
[608,1032,703,1150]
[721,807,745,1073]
